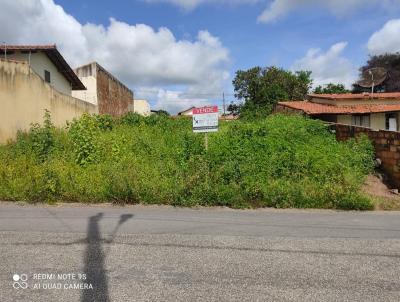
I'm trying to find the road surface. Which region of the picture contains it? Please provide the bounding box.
[0,202,399,301]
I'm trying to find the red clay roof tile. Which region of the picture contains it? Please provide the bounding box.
[308,92,400,100]
[278,101,400,115]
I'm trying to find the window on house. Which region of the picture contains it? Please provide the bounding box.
[351,114,370,128]
[44,70,51,83]
[385,113,398,131]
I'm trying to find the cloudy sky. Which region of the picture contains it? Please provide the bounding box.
[1,0,400,113]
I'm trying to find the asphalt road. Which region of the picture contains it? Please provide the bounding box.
[0,202,400,302]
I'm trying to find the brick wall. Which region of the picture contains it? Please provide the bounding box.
[96,67,133,117]
[328,123,400,188]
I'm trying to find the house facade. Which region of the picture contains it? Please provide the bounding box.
[72,62,134,117]
[0,45,85,95]
[0,46,95,143]
[177,107,195,116]
[276,93,400,131]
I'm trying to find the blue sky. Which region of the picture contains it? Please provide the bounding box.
[1,0,400,113]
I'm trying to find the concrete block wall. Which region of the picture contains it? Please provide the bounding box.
[329,123,400,188]
[0,59,96,143]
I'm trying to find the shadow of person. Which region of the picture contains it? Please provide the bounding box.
[81,213,109,302]
[81,213,134,302]
[107,214,134,241]
[119,214,134,226]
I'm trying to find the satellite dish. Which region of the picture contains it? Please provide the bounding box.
[357,67,387,88]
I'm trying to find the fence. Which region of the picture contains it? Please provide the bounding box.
[327,123,400,188]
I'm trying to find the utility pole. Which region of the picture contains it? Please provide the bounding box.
[3,42,6,60]
[222,92,226,116]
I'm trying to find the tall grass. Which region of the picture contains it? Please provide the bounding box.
[0,112,375,210]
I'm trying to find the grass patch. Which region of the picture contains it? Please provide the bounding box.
[0,112,375,210]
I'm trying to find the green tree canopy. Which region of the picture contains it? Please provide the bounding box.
[232,66,312,119]
[313,83,349,94]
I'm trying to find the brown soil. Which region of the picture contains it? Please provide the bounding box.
[363,174,400,210]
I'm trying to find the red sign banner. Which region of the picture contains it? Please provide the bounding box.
[192,106,219,115]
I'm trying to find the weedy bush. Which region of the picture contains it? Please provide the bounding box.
[0,113,375,210]
[29,109,55,162]
[68,114,100,166]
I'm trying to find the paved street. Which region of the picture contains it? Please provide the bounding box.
[0,202,400,302]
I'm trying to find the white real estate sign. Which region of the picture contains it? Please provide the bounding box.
[192,106,219,133]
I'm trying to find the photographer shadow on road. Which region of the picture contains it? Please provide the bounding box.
[82,213,133,302]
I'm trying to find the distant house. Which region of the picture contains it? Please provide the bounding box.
[0,44,85,95]
[73,62,133,117]
[220,114,239,121]
[129,99,151,116]
[276,93,400,131]
[177,107,195,116]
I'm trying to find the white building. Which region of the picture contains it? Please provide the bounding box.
[0,44,85,95]
[130,99,151,116]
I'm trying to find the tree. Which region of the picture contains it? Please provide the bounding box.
[154,110,170,116]
[313,83,349,94]
[232,66,312,118]
[227,102,240,115]
[353,53,400,92]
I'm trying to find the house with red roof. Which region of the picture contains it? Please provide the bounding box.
[0,45,96,143]
[0,44,85,96]
[276,92,400,131]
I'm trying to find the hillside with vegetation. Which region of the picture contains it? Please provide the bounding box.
[0,112,375,210]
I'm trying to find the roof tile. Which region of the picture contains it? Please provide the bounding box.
[308,92,400,100]
[278,101,400,115]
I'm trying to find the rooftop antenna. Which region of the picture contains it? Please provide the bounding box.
[357,67,387,97]
[368,70,374,98]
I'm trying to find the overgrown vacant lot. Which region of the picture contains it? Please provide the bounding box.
[0,113,375,210]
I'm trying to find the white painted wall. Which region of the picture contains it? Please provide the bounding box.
[130,99,151,116]
[72,76,98,105]
[6,51,72,95]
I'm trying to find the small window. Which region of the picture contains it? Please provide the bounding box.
[385,113,398,131]
[351,114,370,128]
[44,70,51,83]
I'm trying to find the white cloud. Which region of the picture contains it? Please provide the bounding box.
[291,42,356,88]
[145,0,400,23]
[368,19,400,55]
[153,89,211,113]
[0,0,230,113]
[144,0,259,11]
[258,0,400,23]
[258,0,371,23]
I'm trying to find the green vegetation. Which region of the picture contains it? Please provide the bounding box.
[232,66,312,119]
[0,112,375,210]
[313,83,349,94]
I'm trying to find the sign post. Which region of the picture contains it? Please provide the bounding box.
[192,106,219,150]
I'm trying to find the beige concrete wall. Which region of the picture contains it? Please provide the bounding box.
[129,99,151,116]
[6,51,72,95]
[0,59,96,143]
[370,113,386,130]
[72,76,98,106]
[337,113,390,131]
